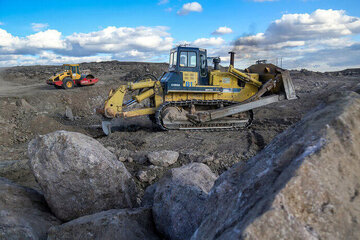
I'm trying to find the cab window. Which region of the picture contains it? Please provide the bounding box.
[169,52,173,66]
[169,51,177,68]
[180,52,187,67]
[180,51,197,67]
[189,52,196,67]
[200,54,207,77]
[64,66,70,71]
[71,66,77,74]
[173,51,177,66]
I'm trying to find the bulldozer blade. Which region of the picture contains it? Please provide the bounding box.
[101,118,126,135]
[102,120,112,136]
[281,70,297,100]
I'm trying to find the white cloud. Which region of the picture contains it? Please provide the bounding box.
[289,43,360,70]
[27,30,66,49]
[0,26,174,66]
[212,26,233,35]
[193,37,225,47]
[267,9,360,44]
[0,29,20,49]
[31,23,49,32]
[0,22,4,26]
[234,9,360,48]
[0,51,113,67]
[230,9,360,71]
[64,26,173,56]
[0,29,66,54]
[177,2,203,16]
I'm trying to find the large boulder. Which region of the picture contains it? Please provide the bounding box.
[0,177,60,240]
[192,92,360,239]
[28,131,138,222]
[150,163,217,240]
[47,208,160,240]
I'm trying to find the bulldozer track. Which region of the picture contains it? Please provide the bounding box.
[155,100,253,131]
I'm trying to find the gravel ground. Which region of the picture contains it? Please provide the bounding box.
[0,62,359,191]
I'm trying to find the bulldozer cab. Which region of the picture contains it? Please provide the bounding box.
[167,46,209,86]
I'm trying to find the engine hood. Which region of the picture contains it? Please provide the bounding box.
[49,72,69,81]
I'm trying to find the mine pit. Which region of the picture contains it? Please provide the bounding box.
[0,62,359,239]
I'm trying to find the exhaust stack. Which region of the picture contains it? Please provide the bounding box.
[213,57,221,70]
[228,51,235,67]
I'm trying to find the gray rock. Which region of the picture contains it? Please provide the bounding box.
[106,146,116,153]
[64,106,74,121]
[116,148,131,159]
[28,131,138,221]
[151,163,217,240]
[132,151,149,164]
[180,150,214,163]
[147,150,179,167]
[0,177,60,240]
[48,208,160,240]
[192,92,360,240]
[354,83,360,94]
[0,159,40,191]
[137,165,162,183]
[141,183,158,207]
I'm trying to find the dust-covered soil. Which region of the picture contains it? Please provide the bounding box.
[0,62,359,190]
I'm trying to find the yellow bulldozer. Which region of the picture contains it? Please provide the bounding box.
[97,46,297,135]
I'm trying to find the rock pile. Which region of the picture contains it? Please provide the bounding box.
[1,91,359,240]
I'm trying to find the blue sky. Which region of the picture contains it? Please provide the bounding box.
[1,0,360,70]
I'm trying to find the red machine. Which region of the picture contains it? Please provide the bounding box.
[47,64,99,89]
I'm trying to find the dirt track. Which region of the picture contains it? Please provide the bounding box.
[0,61,359,189]
[0,82,54,97]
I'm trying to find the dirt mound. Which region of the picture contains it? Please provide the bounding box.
[0,61,168,86]
[325,68,360,76]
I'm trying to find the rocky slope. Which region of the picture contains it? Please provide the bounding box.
[191,91,360,239]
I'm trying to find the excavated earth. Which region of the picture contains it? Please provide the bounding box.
[1,61,360,240]
[0,62,359,193]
